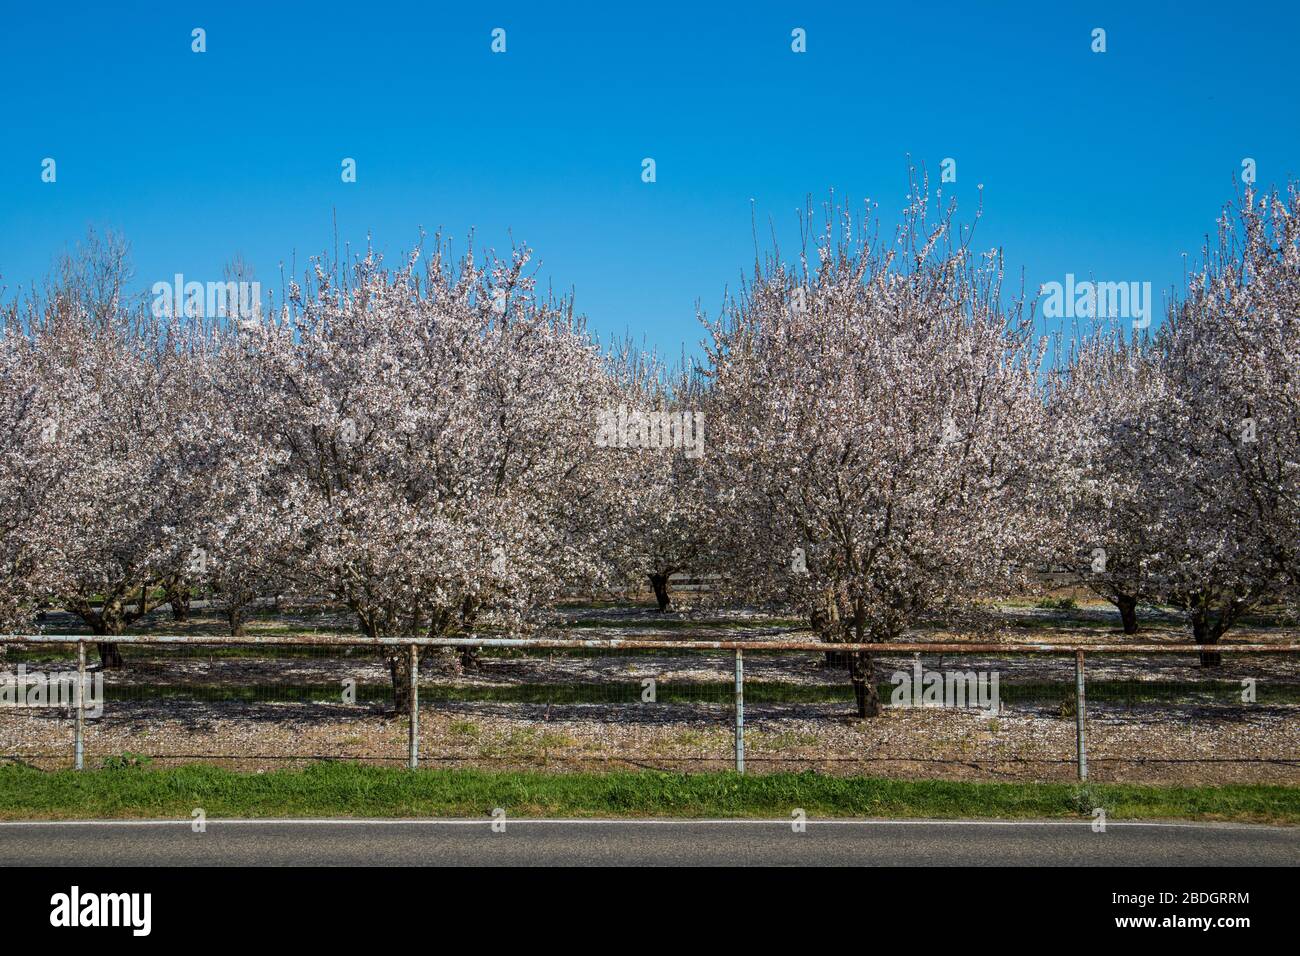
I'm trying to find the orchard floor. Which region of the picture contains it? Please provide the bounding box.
[3,697,1297,786]
[2,597,1297,785]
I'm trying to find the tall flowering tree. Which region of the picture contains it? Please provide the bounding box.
[1170,186,1300,603]
[1130,186,1300,662]
[157,328,289,637]
[1046,330,1162,633]
[591,343,714,611]
[0,322,53,635]
[232,242,606,708]
[1,236,118,636]
[707,191,1047,715]
[4,234,218,667]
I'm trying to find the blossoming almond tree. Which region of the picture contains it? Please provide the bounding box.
[706,191,1048,715]
[0,321,55,636]
[231,241,606,709]
[9,235,220,668]
[158,329,291,637]
[1046,330,1162,633]
[1130,186,1300,662]
[1173,186,1299,602]
[591,342,714,611]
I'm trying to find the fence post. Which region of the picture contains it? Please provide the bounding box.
[1075,649,1087,781]
[408,643,419,770]
[74,641,85,771]
[734,647,744,774]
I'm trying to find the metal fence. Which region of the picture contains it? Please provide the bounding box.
[2,634,1298,783]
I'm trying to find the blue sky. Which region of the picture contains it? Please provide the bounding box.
[2,1,1297,358]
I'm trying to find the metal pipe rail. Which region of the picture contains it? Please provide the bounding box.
[4,634,1299,653]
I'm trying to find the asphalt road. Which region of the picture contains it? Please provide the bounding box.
[1,819,1296,865]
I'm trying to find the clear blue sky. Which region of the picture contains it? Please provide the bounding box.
[2,1,1297,357]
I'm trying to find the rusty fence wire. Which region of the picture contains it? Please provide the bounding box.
[1,635,1297,784]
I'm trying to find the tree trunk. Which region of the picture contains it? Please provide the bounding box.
[1191,615,1222,667]
[452,597,483,669]
[386,649,413,715]
[227,606,246,637]
[811,594,848,668]
[849,650,880,717]
[649,572,671,612]
[97,642,124,669]
[167,582,191,622]
[90,602,127,669]
[1115,593,1138,634]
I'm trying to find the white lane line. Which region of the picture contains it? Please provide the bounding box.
[0,818,1292,831]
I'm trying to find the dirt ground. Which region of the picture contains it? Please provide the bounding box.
[2,696,1296,784]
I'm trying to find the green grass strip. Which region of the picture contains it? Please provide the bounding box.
[0,762,1296,824]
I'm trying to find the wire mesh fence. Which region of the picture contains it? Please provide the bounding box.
[1,635,1297,783]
